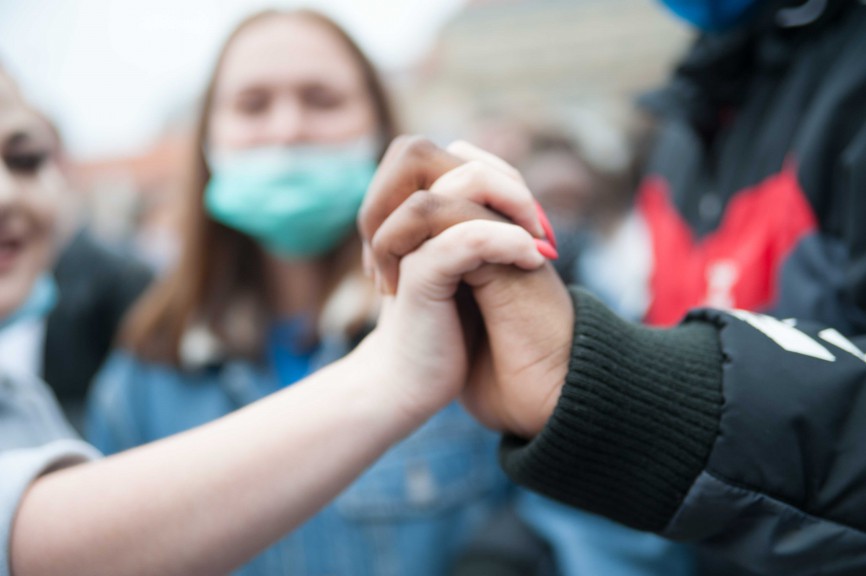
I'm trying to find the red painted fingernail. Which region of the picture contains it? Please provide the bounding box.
[535,202,558,250]
[534,238,559,260]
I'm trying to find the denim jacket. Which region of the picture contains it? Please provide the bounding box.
[86,341,508,576]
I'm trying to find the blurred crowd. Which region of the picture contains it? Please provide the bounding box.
[3,0,865,575]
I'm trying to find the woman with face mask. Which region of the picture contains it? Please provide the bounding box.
[0,60,548,576]
[86,10,512,576]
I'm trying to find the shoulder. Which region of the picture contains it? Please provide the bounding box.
[0,372,80,449]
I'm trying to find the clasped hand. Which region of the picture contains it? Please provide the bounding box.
[356,136,575,439]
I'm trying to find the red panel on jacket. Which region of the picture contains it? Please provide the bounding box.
[639,163,817,326]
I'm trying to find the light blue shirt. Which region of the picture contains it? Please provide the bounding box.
[0,371,99,576]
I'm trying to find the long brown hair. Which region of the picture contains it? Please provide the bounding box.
[123,9,398,365]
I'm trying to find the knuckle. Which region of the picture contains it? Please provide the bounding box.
[370,230,391,260]
[446,139,470,152]
[389,134,414,153]
[404,190,440,219]
[462,161,489,187]
[517,186,536,207]
[504,164,524,181]
[453,224,488,253]
[379,136,409,167]
[400,135,438,161]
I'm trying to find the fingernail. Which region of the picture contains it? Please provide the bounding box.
[534,238,559,260]
[535,202,558,250]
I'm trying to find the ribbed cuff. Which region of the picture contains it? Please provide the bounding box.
[500,288,724,532]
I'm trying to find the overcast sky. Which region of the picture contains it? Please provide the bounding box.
[0,0,466,159]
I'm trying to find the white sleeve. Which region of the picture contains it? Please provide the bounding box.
[0,439,99,576]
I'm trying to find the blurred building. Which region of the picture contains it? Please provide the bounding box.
[70,127,191,272]
[396,0,692,141]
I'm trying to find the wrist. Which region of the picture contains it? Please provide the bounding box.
[500,288,723,532]
[508,283,574,439]
[506,339,570,439]
[337,332,440,436]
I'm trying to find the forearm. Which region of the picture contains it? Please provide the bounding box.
[11,352,418,576]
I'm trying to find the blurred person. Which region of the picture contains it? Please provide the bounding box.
[0,119,152,433]
[466,112,532,168]
[473,114,649,319]
[519,127,635,285]
[44,226,152,429]
[358,0,866,572]
[0,59,549,576]
[87,10,509,576]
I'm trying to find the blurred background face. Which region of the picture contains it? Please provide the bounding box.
[208,15,377,152]
[523,149,594,232]
[0,70,62,317]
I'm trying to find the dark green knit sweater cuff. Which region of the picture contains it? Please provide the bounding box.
[499,288,724,532]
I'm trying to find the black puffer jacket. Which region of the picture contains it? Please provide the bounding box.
[501,1,866,574]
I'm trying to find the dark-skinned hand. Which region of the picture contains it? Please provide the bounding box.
[359,136,574,438]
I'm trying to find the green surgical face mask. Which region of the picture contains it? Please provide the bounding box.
[204,139,378,259]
